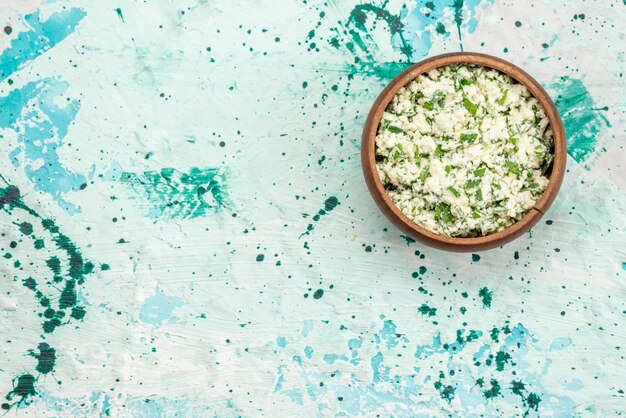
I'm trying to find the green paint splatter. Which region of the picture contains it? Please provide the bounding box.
[400,234,415,246]
[19,222,33,235]
[434,380,455,403]
[511,380,541,416]
[114,7,124,23]
[0,180,96,409]
[483,378,501,399]
[471,253,481,262]
[490,327,500,342]
[313,289,324,299]
[28,343,56,374]
[4,375,36,409]
[120,167,229,220]
[343,61,413,81]
[479,287,493,308]
[349,4,412,59]
[547,76,611,164]
[300,196,340,238]
[418,304,437,317]
[495,350,511,371]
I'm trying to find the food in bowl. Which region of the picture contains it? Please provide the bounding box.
[375,64,554,237]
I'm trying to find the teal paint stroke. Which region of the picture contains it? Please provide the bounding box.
[0,78,86,213]
[119,167,229,220]
[546,76,611,164]
[395,0,494,58]
[311,1,493,82]
[0,8,86,82]
[322,0,492,65]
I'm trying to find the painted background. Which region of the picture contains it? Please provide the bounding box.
[0,0,625,416]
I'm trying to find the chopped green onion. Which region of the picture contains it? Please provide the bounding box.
[463,96,478,116]
[498,89,508,105]
[473,168,486,177]
[460,133,478,143]
[435,203,454,224]
[505,161,521,176]
[464,179,481,189]
[387,125,405,134]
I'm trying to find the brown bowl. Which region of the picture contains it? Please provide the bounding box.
[361,52,566,252]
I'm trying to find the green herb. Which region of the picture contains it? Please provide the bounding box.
[505,160,521,176]
[464,179,481,189]
[435,203,454,224]
[411,92,424,103]
[419,169,430,182]
[471,209,481,219]
[534,145,544,157]
[432,90,446,108]
[463,96,478,116]
[381,120,405,134]
[460,133,478,143]
[444,165,452,174]
[448,187,460,197]
[391,145,407,161]
[441,135,451,142]
[498,89,508,105]
[508,136,518,145]
[475,189,483,201]
[473,168,486,177]
[387,125,405,134]
[460,78,473,86]
[529,182,540,189]
[435,145,446,158]
[423,102,434,111]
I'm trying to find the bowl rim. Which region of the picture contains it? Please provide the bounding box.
[361,52,567,252]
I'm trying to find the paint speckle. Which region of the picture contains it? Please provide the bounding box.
[418,304,437,317]
[479,287,493,308]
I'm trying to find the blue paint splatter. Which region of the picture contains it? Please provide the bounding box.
[621,262,626,271]
[0,78,86,213]
[549,338,572,351]
[276,337,287,348]
[356,0,494,61]
[138,287,184,326]
[304,346,313,359]
[0,8,86,82]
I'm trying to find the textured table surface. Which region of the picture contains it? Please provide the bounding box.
[1,0,625,416]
